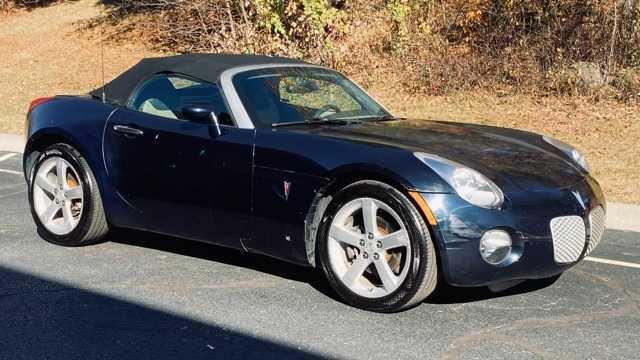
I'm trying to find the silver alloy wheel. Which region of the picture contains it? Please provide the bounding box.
[32,156,84,235]
[328,197,412,298]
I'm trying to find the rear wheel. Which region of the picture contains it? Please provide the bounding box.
[317,181,438,312]
[28,143,109,246]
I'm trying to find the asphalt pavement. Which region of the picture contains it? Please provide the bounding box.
[1,150,639,360]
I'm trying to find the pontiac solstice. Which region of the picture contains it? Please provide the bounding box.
[23,54,606,312]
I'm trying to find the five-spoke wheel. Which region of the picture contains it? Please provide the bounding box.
[32,156,84,235]
[328,197,411,298]
[318,181,438,312]
[28,143,109,246]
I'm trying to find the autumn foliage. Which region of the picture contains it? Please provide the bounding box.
[13,0,640,100]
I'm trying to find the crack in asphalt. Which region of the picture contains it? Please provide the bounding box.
[442,333,557,360]
[440,268,640,360]
[572,267,640,311]
[441,302,638,360]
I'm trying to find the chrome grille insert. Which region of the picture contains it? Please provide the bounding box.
[550,216,586,264]
[586,206,606,255]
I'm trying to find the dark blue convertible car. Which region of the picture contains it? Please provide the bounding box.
[23,54,606,312]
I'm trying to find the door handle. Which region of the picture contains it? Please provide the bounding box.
[113,125,144,137]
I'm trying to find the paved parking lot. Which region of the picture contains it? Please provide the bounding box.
[1,150,639,359]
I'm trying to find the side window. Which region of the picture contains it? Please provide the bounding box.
[279,76,362,112]
[128,74,234,126]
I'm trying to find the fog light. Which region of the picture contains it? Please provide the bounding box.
[480,230,512,265]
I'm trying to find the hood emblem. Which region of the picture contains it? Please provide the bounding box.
[283,181,291,201]
[571,189,586,210]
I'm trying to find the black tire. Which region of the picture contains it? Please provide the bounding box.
[316,180,438,312]
[28,143,109,246]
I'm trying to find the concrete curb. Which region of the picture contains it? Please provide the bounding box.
[0,133,638,232]
[606,203,640,233]
[0,133,24,153]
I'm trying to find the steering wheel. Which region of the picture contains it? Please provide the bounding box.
[312,104,341,120]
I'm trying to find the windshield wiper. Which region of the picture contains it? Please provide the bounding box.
[368,114,403,122]
[271,114,401,128]
[272,118,358,128]
[329,114,401,122]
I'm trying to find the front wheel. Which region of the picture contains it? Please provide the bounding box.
[28,143,109,246]
[317,181,438,312]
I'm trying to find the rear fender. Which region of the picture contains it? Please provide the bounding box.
[23,96,119,223]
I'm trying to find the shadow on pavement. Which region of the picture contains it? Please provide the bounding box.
[427,276,560,304]
[107,228,556,307]
[107,228,345,304]
[0,265,327,360]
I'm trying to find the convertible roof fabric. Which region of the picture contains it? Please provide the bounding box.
[91,53,308,105]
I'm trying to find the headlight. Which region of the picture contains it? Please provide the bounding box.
[414,153,504,209]
[542,136,589,172]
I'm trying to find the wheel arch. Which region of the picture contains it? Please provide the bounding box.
[23,129,109,221]
[303,166,444,270]
[23,130,87,183]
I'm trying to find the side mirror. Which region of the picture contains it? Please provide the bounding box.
[182,105,222,137]
[182,105,213,122]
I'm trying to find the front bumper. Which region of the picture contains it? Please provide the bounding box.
[422,175,606,287]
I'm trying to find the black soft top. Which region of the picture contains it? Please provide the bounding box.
[91,53,308,105]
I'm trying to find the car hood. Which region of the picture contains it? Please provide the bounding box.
[289,119,586,192]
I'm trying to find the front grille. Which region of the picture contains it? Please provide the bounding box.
[586,206,606,255]
[550,216,586,263]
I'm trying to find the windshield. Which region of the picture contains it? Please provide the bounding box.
[232,67,389,128]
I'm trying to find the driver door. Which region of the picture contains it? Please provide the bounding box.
[103,74,253,247]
